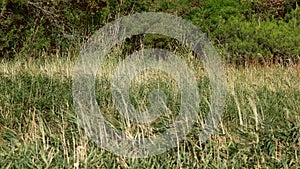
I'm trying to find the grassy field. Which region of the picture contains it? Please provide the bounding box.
[0,52,299,168]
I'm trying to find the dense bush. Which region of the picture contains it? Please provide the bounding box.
[187,0,300,65]
[1,0,299,65]
[214,8,300,65]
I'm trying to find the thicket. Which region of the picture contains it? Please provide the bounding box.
[1,0,300,65]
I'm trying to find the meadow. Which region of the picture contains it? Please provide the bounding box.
[0,50,299,168]
[1,0,300,168]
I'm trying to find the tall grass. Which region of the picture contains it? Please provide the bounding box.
[0,51,299,168]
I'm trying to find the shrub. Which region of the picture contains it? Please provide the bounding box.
[1,0,299,65]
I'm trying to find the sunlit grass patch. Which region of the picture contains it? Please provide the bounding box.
[0,55,299,168]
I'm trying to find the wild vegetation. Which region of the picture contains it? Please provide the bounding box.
[0,0,300,168]
[0,54,299,168]
[1,0,300,65]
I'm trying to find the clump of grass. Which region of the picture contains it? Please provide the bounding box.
[0,51,299,168]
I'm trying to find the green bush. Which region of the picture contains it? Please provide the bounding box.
[187,0,300,65]
[1,0,299,65]
[215,6,300,64]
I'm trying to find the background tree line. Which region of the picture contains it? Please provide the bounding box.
[1,0,300,66]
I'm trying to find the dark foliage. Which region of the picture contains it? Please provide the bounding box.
[1,0,299,65]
